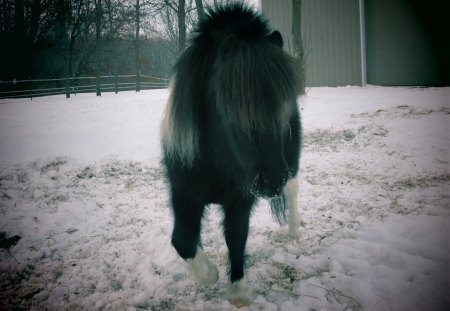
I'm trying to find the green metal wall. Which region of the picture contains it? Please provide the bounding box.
[365,0,450,86]
[261,0,364,87]
[262,0,450,87]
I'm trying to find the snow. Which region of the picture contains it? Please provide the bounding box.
[0,90,168,165]
[1,86,449,310]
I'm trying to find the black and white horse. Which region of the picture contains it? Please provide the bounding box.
[161,3,302,303]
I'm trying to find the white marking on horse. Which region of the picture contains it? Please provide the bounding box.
[285,175,301,238]
[185,247,219,286]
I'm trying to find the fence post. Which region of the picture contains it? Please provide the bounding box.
[73,75,77,96]
[114,73,118,94]
[136,71,141,92]
[65,76,70,98]
[29,76,33,100]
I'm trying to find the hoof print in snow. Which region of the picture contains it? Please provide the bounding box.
[77,167,95,179]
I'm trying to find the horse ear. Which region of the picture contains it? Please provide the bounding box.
[219,34,240,60]
[268,30,283,48]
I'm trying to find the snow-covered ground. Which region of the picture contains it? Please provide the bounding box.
[0,87,449,310]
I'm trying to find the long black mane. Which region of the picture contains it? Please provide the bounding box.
[162,2,298,167]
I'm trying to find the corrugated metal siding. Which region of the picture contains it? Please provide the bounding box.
[260,0,293,53]
[261,0,363,87]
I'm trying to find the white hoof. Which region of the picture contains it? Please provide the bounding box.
[288,224,301,239]
[227,277,251,307]
[186,247,219,286]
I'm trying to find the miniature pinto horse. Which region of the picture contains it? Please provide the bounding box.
[161,3,302,303]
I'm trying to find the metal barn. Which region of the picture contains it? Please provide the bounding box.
[258,0,449,87]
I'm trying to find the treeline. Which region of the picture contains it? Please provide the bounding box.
[0,0,226,83]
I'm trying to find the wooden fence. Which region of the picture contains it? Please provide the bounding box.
[0,75,170,99]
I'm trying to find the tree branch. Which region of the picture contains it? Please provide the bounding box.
[164,0,178,12]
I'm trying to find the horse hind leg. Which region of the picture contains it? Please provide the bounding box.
[171,193,218,285]
[285,175,301,238]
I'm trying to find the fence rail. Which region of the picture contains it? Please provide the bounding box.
[0,75,170,99]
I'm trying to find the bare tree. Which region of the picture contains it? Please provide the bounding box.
[135,0,141,91]
[163,0,187,53]
[0,0,222,94]
[292,0,305,95]
[55,0,99,97]
[95,0,102,96]
[0,0,57,80]
[56,0,71,98]
[105,0,118,93]
[195,0,205,21]
[13,0,26,78]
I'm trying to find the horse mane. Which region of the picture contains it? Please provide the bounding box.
[214,35,297,137]
[162,2,297,167]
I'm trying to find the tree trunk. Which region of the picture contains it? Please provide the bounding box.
[66,46,72,98]
[13,0,26,80]
[106,0,118,93]
[95,0,102,96]
[57,0,70,98]
[292,0,305,95]
[195,0,205,22]
[135,0,141,92]
[27,0,43,79]
[177,0,186,53]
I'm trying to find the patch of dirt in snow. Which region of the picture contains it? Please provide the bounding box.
[303,124,390,153]
[350,104,450,120]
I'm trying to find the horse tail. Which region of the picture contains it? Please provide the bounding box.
[269,194,288,225]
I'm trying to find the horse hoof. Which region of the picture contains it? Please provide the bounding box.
[229,297,251,308]
[227,277,251,307]
[288,226,301,239]
[186,247,219,286]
